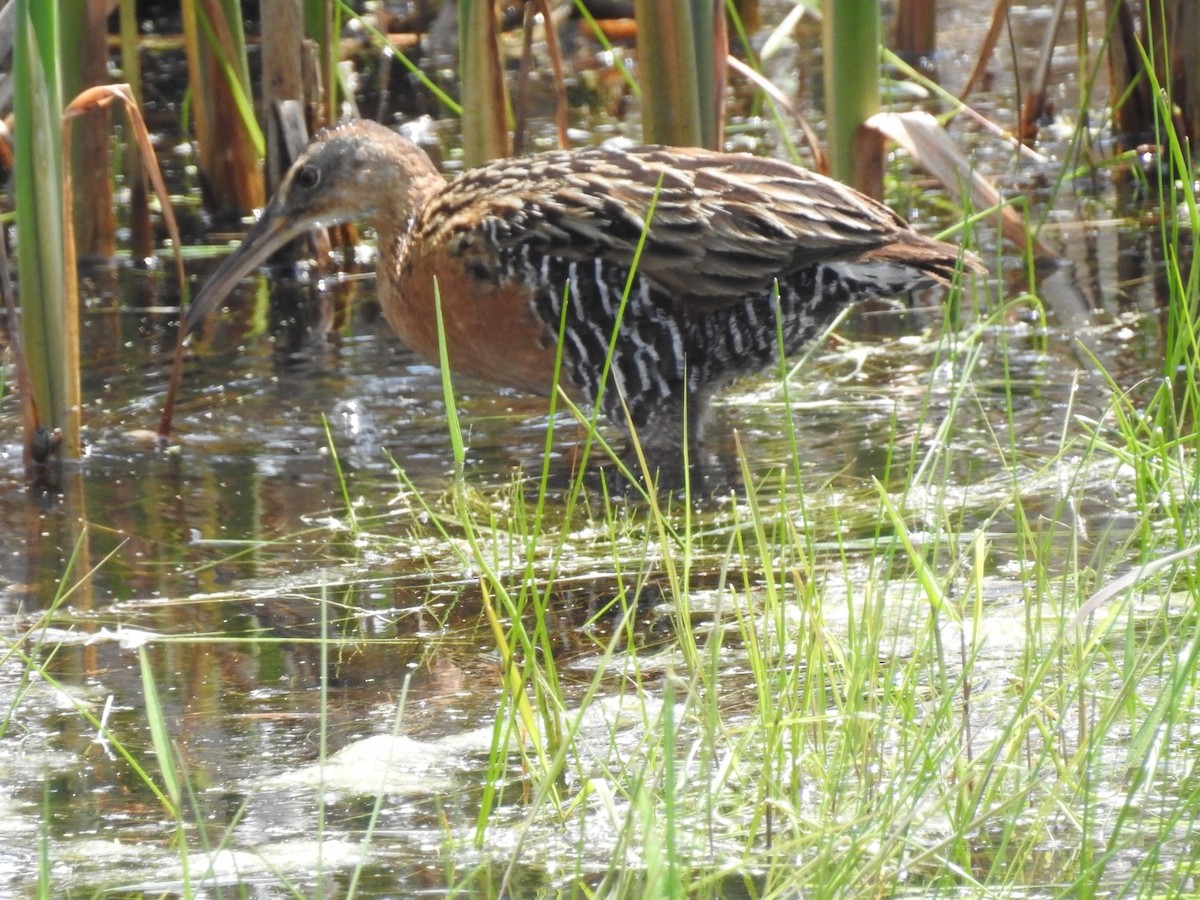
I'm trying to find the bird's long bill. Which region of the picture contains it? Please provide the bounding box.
[182,207,307,337]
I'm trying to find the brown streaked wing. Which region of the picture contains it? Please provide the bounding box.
[415,145,912,314]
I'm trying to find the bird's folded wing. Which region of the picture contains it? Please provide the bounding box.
[424,147,909,315]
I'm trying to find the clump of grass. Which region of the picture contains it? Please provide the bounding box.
[356,161,1200,896]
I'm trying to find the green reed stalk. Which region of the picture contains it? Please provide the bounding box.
[693,0,724,148]
[459,0,510,166]
[821,0,880,184]
[634,0,705,147]
[138,647,182,810]
[13,0,80,461]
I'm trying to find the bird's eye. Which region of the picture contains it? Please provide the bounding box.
[296,165,320,189]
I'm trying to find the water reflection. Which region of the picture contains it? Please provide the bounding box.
[0,212,1170,605]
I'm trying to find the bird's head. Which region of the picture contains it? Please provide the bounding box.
[182,119,440,337]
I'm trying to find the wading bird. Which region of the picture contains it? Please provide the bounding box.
[184,119,981,487]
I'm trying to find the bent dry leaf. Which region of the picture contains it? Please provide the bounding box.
[1071,543,1200,631]
[64,84,186,292]
[866,109,1056,258]
[63,83,191,443]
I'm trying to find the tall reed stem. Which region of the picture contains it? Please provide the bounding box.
[459,0,510,166]
[634,0,704,147]
[14,0,80,462]
[822,0,880,190]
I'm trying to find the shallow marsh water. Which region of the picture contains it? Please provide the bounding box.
[3,1,1200,896]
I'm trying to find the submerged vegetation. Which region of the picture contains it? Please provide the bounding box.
[2,0,1200,896]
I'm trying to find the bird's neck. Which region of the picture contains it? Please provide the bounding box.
[400,163,445,223]
[371,142,443,267]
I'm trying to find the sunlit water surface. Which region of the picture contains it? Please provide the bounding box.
[2,1,1196,895]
